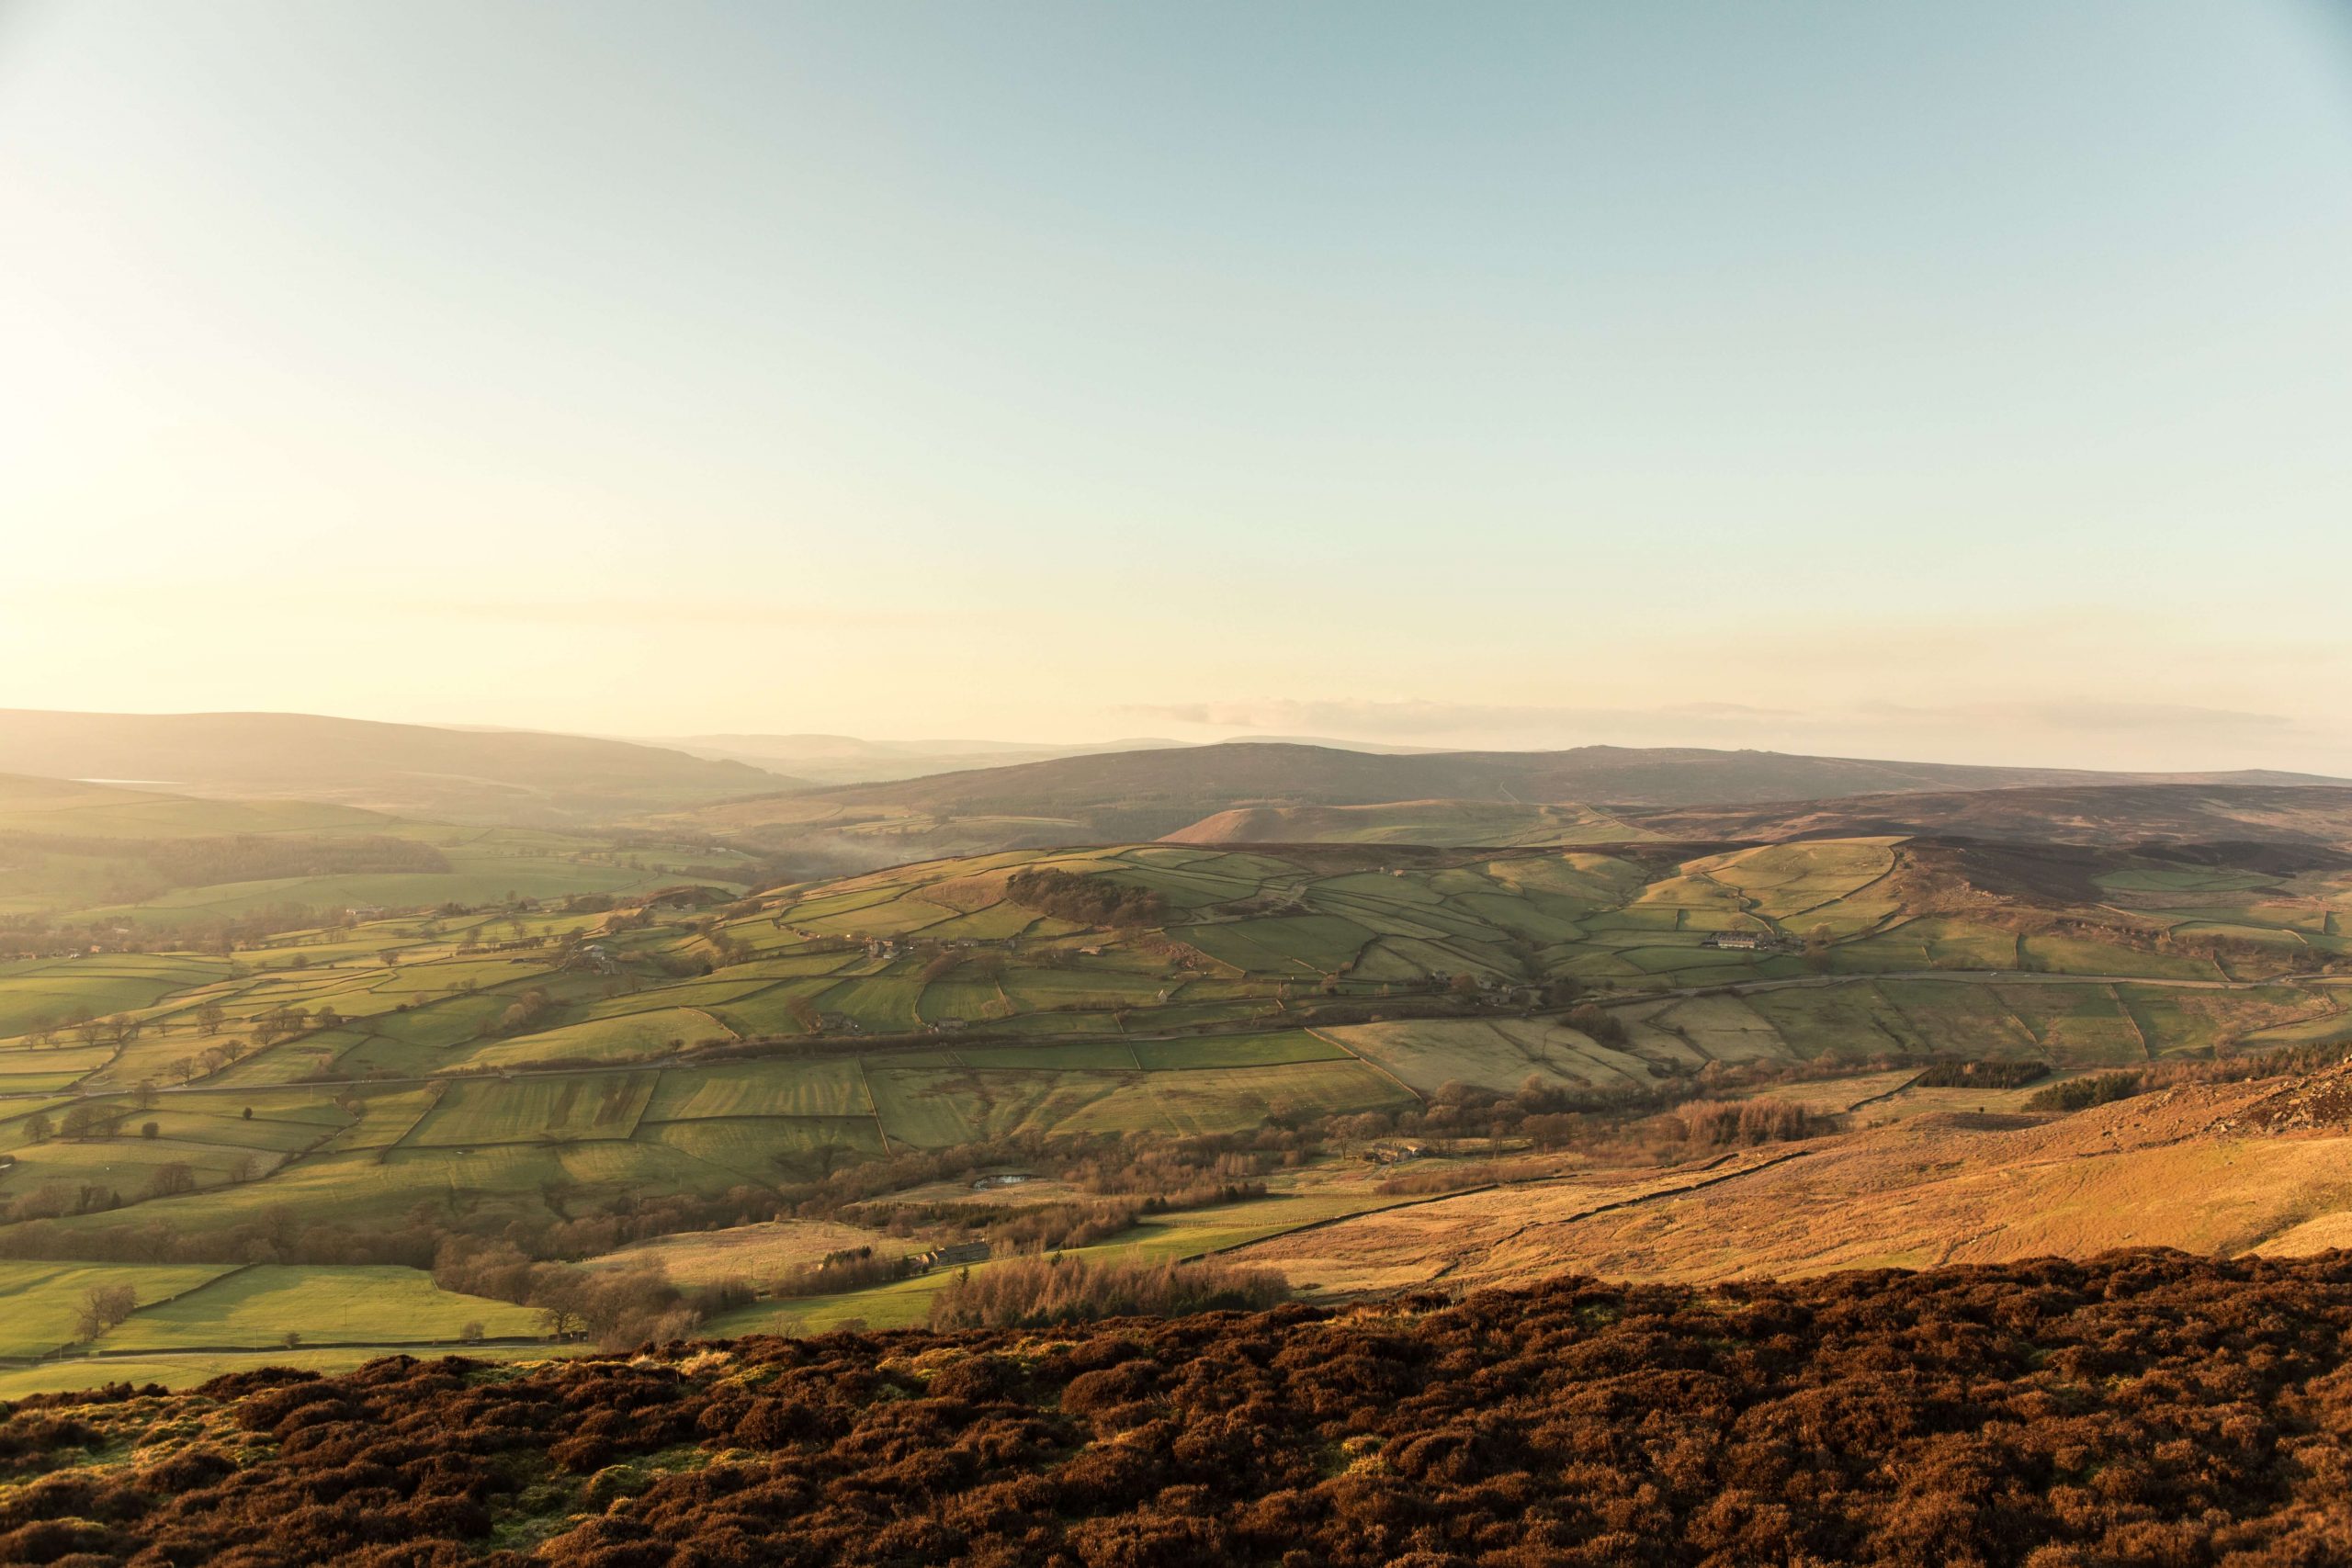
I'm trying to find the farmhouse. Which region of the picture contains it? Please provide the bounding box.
[914,1241,991,1269]
[1703,931,1765,950]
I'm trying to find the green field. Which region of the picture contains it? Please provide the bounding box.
[0,1260,239,1357]
[403,1072,661,1146]
[93,1263,544,1350]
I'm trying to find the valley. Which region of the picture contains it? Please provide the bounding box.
[6,744,2352,1393]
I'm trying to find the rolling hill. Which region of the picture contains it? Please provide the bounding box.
[1171,783,2352,851]
[638,732,1189,785]
[1618,782,2352,848]
[0,773,762,931]
[667,740,2346,866]
[0,710,795,827]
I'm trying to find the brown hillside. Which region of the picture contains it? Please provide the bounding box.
[1234,1074,2352,1294]
[13,1252,2352,1565]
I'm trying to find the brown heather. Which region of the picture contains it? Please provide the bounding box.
[7,1249,2352,1566]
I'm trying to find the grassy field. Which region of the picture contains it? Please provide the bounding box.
[93,1263,544,1350]
[0,1260,241,1358]
[4,829,2350,1361]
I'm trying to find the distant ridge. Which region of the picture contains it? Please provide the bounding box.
[671,740,2346,863]
[640,732,1189,786]
[0,709,797,828]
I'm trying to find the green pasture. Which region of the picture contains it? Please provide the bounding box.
[96,1263,543,1351]
[0,1260,238,1357]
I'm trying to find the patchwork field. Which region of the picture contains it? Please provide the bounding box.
[2,824,2350,1392]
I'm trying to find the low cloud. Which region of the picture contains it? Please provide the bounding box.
[1124,698,1800,740]
[1856,701,2300,738]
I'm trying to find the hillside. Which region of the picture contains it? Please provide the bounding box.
[12,1250,2352,1566]
[641,733,1188,786]
[1234,1060,2352,1294]
[0,711,794,827]
[673,742,2345,867]
[0,773,761,934]
[1621,782,2352,848]
[4,830,2352,1390]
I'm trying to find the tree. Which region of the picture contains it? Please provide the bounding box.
[61,1103,112,1140]
[1566,1002,1628,1046]
[141,1162,196,1200]
[74,1283,138,1342]
[24,1111,52,1143]
[196,1001,227,1035]
[1804,923,1833,973]
[140,1121,160,1140]
[134,1079,159,1111]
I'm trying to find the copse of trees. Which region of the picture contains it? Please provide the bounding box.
[1917,1056,2049,1089]
[2023,1036,2352,1115]
[1002,868,1166,929]
[1670,1096,1819,1146]
[925,1252,1289,1328]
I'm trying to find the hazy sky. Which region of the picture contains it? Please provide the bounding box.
[4,2,2350,769]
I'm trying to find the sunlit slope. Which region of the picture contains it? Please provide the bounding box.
[1625,782,2352,847]
[1232,1065,2352,1292]
[4,836,2347,1250]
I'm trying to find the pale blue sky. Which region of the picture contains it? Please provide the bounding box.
[3,2,2349,768]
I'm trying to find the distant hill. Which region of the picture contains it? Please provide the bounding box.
[639,732,1188,786]
[0,710,797,827]
[679,741,2344,863]
[0,772,763,929]
[1621,783,2352,849]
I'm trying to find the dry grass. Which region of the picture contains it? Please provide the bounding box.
[1235,1076,2352,1292]
[585,1219,918,1289]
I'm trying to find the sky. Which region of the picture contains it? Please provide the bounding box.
[3,1,2350,771]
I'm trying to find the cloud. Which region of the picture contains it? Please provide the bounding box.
[1855,700,2300,738]
[1119,698,1802,742]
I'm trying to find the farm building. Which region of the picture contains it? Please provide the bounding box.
[1703,931,1765,950]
